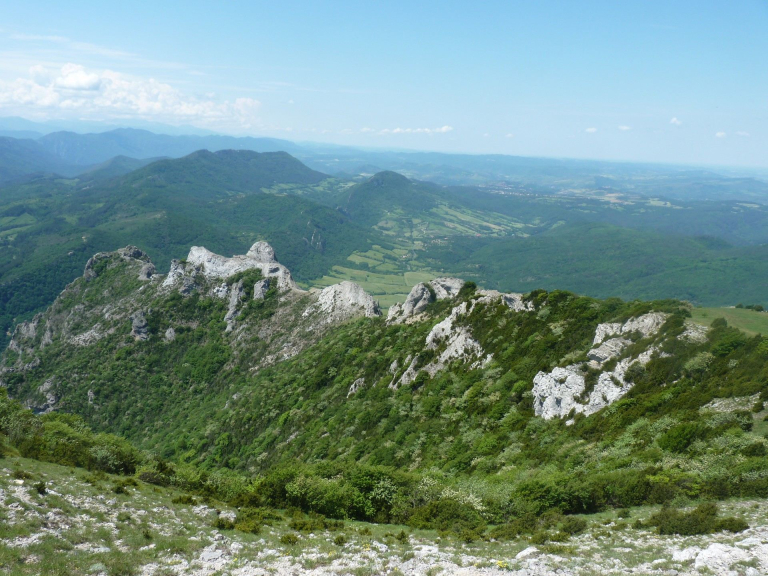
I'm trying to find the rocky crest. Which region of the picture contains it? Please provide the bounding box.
[387,277,471,324]
[182,241,296,291]
[389,281,532,389]
[303,281,380,326]
[3,241,381,404]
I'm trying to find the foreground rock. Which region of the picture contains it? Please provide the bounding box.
[4,458,768,576]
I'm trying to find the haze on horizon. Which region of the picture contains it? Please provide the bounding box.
[0,0,766,168]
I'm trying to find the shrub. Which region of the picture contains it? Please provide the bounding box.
[34,481,47,495]
[648,503,748,536]
[741,443,767,457]
[617,508,631,519]
[458,282,477,299]
[560,516,587,535]
[333,534,347,546]
[212,517,234,530]
[235,507,282,534]
[280,533,300,546]
[459,528,481,543]
[658,423,706,453]
[408,499,486,535]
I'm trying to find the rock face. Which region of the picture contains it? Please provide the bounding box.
[253,279,270,300]
[27,377,58,414]
[387,283,434,324]
[303,281,380,325]
[224,280,245,331]
[591,312,667,345]
[130,311,149,341]
[389,283,531,389]
[587,337,630,364]
[428,277,465,300]
[185,241,296,291]
[533,312,668,420]
[347,377,365,397]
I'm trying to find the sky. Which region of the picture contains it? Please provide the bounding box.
[0,0,766,167]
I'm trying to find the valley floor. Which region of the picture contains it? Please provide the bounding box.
[2,459,768,575]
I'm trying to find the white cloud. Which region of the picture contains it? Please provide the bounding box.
[55,63,102,90]
[0,63,261,129]
[359,127,374,133]
[618,125,631,131]
[287,99,294,104]
[505,133,514,138]
[379,125,453,135]
[736,131,750,137]
[585,127,597,133]
[670,117,682,126]
[715,131,726,138]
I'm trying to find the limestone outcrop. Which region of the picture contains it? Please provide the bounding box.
[130,311,149,341]
[533,312,669,420]
[386,282,434,324]
[184,241,297,291]
[303,281,380,325]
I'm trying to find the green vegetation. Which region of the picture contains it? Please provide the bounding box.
[433,222,768,307]
[3,150,768,352]
[647,503,748,536]
[691,306,768,337]
[5,252,768,529]
[0,151,373,347]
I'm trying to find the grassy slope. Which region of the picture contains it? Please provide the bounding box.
[691,307,768,337]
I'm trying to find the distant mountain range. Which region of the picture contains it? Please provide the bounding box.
[2,121,768,202]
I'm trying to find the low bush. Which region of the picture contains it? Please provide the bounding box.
[212,517,234,530]
[560,516,587,535]
[235,507,282,534]
[280,533,300,546]
[333,534,347,546]
[648,503,748,536]
[408,499,486,536]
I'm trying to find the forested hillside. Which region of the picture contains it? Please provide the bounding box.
[4,242,768,527]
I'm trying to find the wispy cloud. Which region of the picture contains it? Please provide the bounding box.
[670,117,682,126]
[736,131,750,137]
[585,127,597,133]
[618,125,631,131]
[379,125,453,135]
[715,131,726,138]
[4,31,190,72]
[0,62,262,130]
[505,133,514,138]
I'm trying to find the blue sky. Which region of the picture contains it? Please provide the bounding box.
[0,0,766,167]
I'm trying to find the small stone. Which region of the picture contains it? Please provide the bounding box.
[516,546,539,560]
